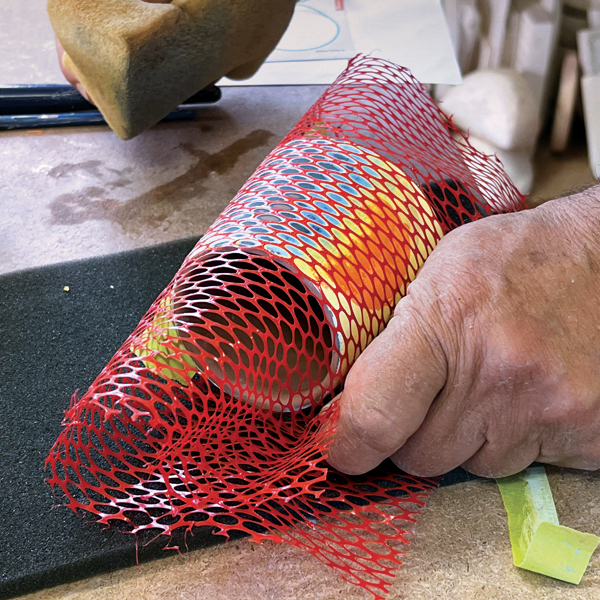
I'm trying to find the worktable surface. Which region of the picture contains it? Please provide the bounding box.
[2,2,600,599]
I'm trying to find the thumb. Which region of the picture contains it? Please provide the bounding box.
[327,299,448,475]
[55,38,92,102]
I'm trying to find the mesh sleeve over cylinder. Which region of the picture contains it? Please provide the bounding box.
[46,56,525,598]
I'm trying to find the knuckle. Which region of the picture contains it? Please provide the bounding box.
[399,262,488,338]
[394,281,481,387]
[391,296,445,359]
[549,381,599,423]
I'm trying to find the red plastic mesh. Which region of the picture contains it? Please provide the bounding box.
[46,56,525,598]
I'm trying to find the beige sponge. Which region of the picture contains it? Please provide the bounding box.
[48,0,296,139]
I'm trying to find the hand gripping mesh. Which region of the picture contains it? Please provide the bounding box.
[46,56,525,598]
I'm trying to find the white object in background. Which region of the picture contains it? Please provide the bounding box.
[435,0,481,100]
[467,134,534,193]
[577,28,600,75]
[441,0,460,51]
[440,69,540,150]
[224,0,462,86]
[550,49,579,152]
[477,37,493,71]
[589,10,600,28]
[578,29,600,177]
[581,75,600,178]
[477,0,512,70]
[439,0,480,81]
[512,0,561,118]
[457,0,482,72]
[502,5,522,67]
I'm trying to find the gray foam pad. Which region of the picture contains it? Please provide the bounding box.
[0,238,477,599]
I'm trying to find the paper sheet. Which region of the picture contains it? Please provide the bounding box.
[224,0,462,86]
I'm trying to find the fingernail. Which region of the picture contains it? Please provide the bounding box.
[320,393,341,413]
[75,84,91,102]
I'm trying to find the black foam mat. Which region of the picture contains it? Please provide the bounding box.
[0,238,478,599]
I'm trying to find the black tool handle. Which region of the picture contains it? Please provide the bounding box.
[0,84,221,115]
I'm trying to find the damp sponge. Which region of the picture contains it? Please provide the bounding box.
[48,0,296,139]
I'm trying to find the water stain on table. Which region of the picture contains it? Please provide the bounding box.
[48,129,275,232]
[48,160,135,189]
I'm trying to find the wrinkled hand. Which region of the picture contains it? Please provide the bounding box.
[328,189,600,478]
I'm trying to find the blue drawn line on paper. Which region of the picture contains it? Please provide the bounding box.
[277,6,340,52]
[266,0,354,63]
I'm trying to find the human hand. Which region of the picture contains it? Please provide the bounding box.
[49,0,296,138]
[327,189,600,478]
[54,0,171,103]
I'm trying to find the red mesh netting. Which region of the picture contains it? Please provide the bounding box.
[46,56,525,598]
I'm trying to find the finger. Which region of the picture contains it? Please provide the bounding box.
[387,330,488,477]
[390,401,487,477]
[390,368,541,477]
[327,299,447,475]
[55,38,92,102]
[461,436,541,478]
[539,436,600,471]
[540,456,600,471]
[55,38,77,86]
